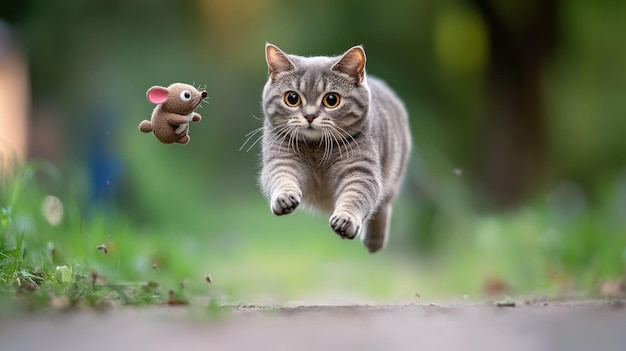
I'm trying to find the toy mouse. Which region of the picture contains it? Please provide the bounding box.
[139,83,207,144]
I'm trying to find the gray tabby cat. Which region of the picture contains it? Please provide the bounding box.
[260,43,411,253]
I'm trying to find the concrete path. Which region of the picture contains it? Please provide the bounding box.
[1,300,625,351]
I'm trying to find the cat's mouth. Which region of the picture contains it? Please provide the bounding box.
[298,125,323,139]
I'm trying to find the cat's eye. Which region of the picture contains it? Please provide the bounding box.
[180,90,192,102]
[323,93,341,108]
[284,91,301,107]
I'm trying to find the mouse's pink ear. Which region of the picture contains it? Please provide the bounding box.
[146,86,169,104]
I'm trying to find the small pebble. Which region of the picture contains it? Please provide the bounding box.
[496,301,516,307]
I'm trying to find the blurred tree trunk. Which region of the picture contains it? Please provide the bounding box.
[469,0,559,208]
[0,23,29,172]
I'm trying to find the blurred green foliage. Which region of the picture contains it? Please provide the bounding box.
[1,0,625,304]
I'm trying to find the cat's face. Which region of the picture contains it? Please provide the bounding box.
[262,44,371,141]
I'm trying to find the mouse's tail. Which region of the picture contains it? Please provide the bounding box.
[139,120,153,133]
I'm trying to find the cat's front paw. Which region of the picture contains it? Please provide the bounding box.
[271,190,301,215]
[329,212,361,239]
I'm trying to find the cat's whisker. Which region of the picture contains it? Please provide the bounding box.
[268,121,290,132]
[315,134,324,152]
[286,127,298,153]
[245,134,264,152]
[245,127,263,137]
[326,127,344,161]
[324,130,334,166]
[318,121,347,160]
[239,127,264,151]
[321,129,329,165]
[267,134,283,153]
[288,128,298,155]
[323,129,334,166]
[327,130,335,164]
[330,127,353,160]
[334,125,362,157]
[294,129,302,155]
[239,129,259,151]
[301,133,309,147]
[273,125,294,152]
[244,135,266,152]
[265,124,292,152]
[318,129,329,167]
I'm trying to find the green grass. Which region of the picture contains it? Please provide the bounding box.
[0,161,187,311]
[2,160,626,313]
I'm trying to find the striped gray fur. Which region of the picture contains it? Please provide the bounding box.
[259,43,411,253]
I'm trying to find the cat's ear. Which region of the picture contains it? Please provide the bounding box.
[146,86,169,104]
[332,45,366,85]
[266,43,295,79]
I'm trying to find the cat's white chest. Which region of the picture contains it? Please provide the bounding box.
[302,167,335,213]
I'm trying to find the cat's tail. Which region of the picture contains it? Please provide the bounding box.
[138,120,153,133]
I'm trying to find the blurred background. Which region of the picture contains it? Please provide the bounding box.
[1,0,625,303]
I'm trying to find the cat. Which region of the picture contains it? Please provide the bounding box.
[259,43,412,253]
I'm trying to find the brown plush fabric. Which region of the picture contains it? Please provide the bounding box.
[139,83,207,144]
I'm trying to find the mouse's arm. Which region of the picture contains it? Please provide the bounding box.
[167,114,191,127]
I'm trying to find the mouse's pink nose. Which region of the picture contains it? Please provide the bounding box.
[201,91,208,98]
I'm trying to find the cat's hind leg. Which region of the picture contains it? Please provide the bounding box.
[362,203,392,253]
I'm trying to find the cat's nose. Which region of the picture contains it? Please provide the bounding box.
[304,114,317,123]
[201,91,208,98]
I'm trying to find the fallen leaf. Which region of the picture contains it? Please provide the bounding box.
[167,290,189,306]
